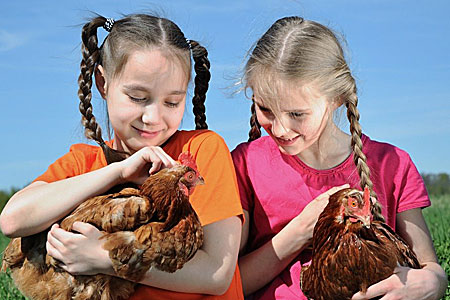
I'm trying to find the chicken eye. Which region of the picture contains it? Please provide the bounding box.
[186,172,194,181]
[348,197,358,208]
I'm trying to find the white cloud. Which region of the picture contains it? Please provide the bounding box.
[0,29,27,52]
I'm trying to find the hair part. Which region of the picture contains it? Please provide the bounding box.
[244,17,382,217]
[77,14,210,164]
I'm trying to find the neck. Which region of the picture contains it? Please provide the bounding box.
[112,135,135,154]
[296,124,352,170]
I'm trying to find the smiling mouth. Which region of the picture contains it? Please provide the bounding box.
[275,135,300,145]
[133,126,161,137]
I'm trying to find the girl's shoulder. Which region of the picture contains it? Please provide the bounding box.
[68,142,104,156]
[362,134,412,162]
[33,143,107,183]
[232,136,276,158]
[166,130,229,156]
[176,129,226,144]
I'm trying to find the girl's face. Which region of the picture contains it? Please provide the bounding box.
[254,83,335,156]
[99,49,188,154]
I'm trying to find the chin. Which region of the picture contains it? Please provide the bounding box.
[277,144,302,156]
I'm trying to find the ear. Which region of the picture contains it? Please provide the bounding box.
[95,65,108,100]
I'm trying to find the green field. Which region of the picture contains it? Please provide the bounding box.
[1,195,449,299]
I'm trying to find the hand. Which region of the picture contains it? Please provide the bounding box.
[290,184,350,241]
[46,222,113,275]
[117,146,177,185]
[351,266,442,300]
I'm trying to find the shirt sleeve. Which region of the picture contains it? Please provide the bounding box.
[396,154,431,212]
[187,132,243,226]
[231,143,254,213]
[33,145,83,183]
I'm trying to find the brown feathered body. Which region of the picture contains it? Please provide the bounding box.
[300,188,420,300]
[2,160,204,300]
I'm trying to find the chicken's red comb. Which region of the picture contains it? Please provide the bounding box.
[363,186,370,202]
[178,152,198,170]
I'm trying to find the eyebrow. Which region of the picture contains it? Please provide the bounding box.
[123,84,186,95]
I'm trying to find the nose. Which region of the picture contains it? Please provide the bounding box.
[142,103,162,125]
[271,116,289,137]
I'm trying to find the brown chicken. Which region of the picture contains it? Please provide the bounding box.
[300,187,421,300]
[2,152,204,300]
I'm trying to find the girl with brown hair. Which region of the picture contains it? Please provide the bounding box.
[1,13,244,300]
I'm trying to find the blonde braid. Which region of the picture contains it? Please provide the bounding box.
[346,83,384,221]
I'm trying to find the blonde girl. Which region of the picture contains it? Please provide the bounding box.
[232,16,447,300]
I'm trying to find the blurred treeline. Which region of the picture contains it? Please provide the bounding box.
[422,173,450,196]
[0,173,449,213]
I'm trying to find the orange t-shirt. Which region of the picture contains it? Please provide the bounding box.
[34,130,244,300]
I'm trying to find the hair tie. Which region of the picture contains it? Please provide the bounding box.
[103,18,115,32]
[186,39,192,50]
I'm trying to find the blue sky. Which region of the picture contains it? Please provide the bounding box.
[1,0,449,190]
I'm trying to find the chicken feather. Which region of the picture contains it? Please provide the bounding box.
[300,187,420,300]
[2,152,204,300]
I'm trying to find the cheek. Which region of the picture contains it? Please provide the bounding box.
[108,102,140,125]
[165,105,185,128]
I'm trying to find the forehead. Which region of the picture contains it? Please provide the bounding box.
[253,77,328,112]
[117,49,189,90]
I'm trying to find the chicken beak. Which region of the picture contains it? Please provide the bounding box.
[196,176,205,186]
[360,215,371,228]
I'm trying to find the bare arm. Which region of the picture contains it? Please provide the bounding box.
[0,163,123,237]
[238,185,349,296]
[0,146,177,238]
[47,216,242,295]
[138,216,242,294]
[238,210,310,295]
[396,209,447,298]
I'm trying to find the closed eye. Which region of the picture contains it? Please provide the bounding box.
[165,101,180,108]
[288,111,304,119]
[129,95,147,103]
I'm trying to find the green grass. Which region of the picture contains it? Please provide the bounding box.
[0,195,449,299]
[423,194,450,299]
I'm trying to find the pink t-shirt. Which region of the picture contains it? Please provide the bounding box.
[231,135,430,300]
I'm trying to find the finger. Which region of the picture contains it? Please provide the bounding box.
[46,239,65,262]
[149,159,162,174]
[140,148,162,174]
[72,221,100,237]
[47,229,65,251]
[50,225,80,244]
[352,279,390,299]
[153,147,177,167]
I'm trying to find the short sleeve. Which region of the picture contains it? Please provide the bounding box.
[33,143,106,183]
[231,143,254,212]
[185,132,243,226]
[396,154,431,212]
[33,146,82,183]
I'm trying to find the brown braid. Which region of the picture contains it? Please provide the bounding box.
[188,40,210,130]
[346,83,384,221]
[78,17,127,164]
[248,98,262,142]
